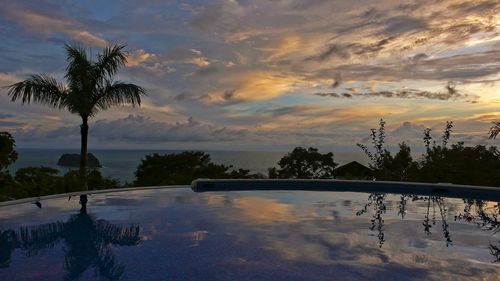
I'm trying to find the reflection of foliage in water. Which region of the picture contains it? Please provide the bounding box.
[455,199,500,263]
[357,194,500,262]
[416,196,452,246]
[357,194,456,248]
[356,193,386,247]
[0,210,141,280]
[397,195,409,219]
[455,200,499,233]
[490,243,500,263]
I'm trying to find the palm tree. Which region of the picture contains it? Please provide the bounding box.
[0,209,141,280]
[7,44,145,207]
[490,122,500,139]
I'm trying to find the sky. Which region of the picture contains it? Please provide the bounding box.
[0,0,499,151]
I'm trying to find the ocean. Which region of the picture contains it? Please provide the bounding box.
[8,149,369,184]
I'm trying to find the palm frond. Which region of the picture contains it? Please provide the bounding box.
[64,44,92,91]
[490,122,500,140]
[7,74,67,108]
[94,44,127,80]
[95,220,141,246]
[93,81,146,111]
[18,222,65,256]
[65,44,91,76]
[63,91,94,117]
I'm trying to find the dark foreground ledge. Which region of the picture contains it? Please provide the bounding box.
[191,179,500,201]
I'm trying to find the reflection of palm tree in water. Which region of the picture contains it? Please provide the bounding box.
[0,209,141,280]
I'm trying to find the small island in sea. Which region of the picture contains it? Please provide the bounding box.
[57,153,102,168]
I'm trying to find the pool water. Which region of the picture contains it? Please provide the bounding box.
[0,188,498,280]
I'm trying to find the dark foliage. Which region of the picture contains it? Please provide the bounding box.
[358,120,500,186]
[0,167,120,202]
[134,151,263,186]
[0,132,18,201]
[357,120,417,181]
[417,143,500,186]
[0,132,18,171]
[268,147,337,179]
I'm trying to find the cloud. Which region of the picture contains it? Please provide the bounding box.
[311,50,500,83]
[382,16,427,35]
[307,44,350,62]
[218,72,302,103]
[313,86,474,101]
[0,120,26,129]
[25,114,247,143]
[126,49,157,67]
[0,113,14,119]
[0,0,499,150]
[126,49,175,75]
[1,5,107,47]
[194,66,219,76]
[190,4,224,30]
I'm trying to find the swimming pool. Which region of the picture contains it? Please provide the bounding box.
[0,182,498,280]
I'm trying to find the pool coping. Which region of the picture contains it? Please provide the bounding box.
[2,179,499,208]
[192,179,500,201]
[0,185,190,207]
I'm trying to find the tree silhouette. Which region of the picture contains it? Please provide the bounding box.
[135,151,262,186]
[0,132,17,171]
[0,209,141,280]
[490,122,500,140]
[7,44,146,208]
[0,132,17,200]
[268,147,337,179]
[357,120,418,181]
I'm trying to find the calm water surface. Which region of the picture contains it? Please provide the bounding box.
[0,188,498,280]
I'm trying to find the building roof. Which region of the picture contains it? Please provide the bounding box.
[333,161,372,177]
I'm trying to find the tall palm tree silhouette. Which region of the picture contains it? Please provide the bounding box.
[0,209,141,280]
[7,44,146,207]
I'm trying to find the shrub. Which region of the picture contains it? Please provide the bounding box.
[268,147,337,179]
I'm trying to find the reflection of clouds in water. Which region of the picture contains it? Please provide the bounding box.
[233,197,298,223]
[1,189,499,280]
[184,230,209,247]
[208,193,499,280]
[256,219,498,280]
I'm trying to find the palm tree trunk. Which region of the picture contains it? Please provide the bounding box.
[79,115,89,210]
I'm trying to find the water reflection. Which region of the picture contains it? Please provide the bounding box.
[457,199,499,263]
[356,193,499,262]
[0,189,499,280]
[0,208,141,280]
[355,193,386,247]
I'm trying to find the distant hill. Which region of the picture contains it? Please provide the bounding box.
[57,153,102,168]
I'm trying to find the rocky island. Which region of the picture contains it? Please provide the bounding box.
[57,153,102,168]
